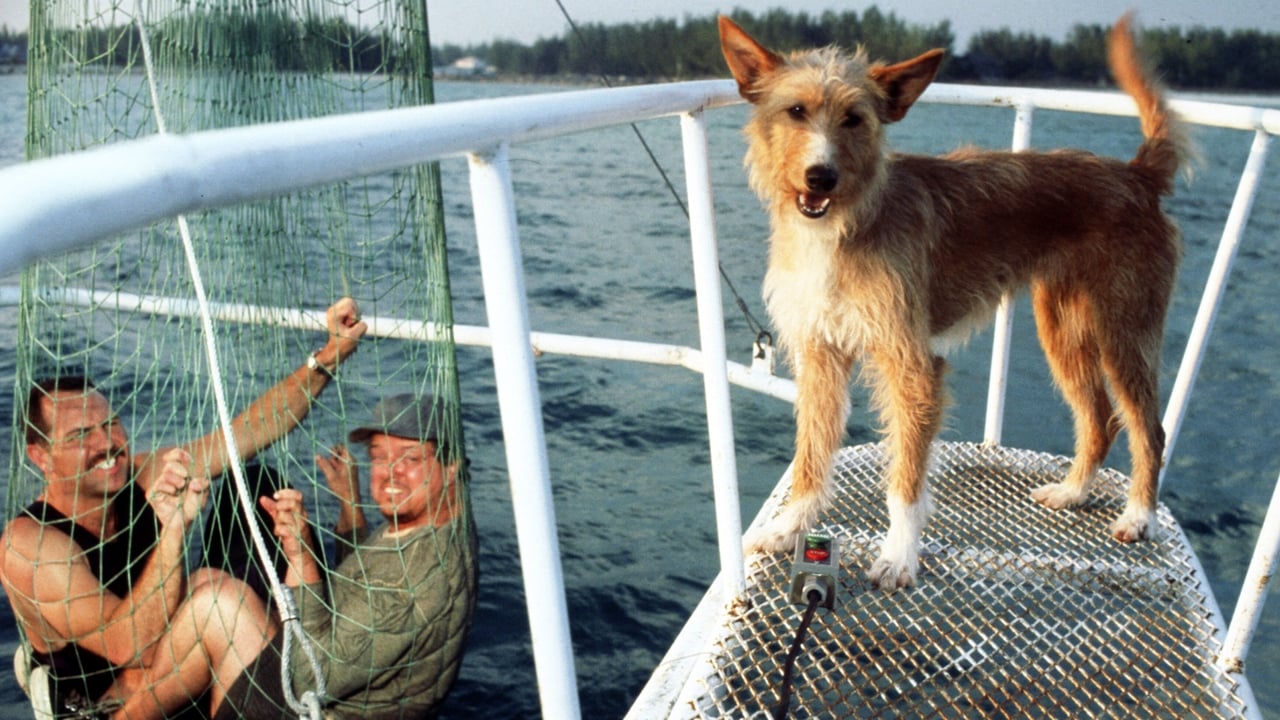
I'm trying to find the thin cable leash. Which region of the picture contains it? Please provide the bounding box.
[551,0,772,344]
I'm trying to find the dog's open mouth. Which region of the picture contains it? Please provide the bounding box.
[797,192,831,219]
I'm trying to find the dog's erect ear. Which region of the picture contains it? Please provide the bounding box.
[718,16,783,102]
[870,49,945,122]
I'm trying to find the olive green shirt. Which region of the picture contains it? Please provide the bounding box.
[292,518,477,720]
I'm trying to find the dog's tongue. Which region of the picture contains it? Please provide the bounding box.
[797,193,831,219]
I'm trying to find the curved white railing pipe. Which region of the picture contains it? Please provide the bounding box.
[0,80,740,277]
[6,80,1278,278]
[926,83,1280,134]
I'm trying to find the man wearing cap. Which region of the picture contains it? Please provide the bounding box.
[217,393,478,720]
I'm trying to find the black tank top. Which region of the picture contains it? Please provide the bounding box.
[23,481,159,712]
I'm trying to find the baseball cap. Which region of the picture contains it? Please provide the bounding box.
[347,393,445,445]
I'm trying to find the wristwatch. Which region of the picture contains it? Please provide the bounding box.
[306,352,336,379]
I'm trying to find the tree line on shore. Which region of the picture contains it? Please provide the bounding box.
[441,8,1280,90]
[4,5,1280,90]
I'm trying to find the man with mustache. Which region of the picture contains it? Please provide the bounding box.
[0,297,366,719]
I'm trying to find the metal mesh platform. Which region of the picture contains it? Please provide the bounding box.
[682,441,1249,718]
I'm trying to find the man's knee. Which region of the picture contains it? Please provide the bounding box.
[189,566,236,591]
[185,574,269,629]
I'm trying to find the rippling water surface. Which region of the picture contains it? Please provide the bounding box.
[1,74,1278,718]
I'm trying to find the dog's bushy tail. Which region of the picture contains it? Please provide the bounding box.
[1109,12,1188,193]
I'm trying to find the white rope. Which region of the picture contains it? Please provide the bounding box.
[133,9,327,719]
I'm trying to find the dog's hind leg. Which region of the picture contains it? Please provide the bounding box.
[1098,306,1168,542]
[866,349,946,590]
[744,341,854,555]
[1104,371,1163,541]
[1029,282,1118,510]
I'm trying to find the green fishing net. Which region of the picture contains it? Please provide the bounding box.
[9,1,473,716]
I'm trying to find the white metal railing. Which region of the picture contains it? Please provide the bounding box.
[0,287,797,403]
[981,100,1033,445]
[1162,128,1273,487]
[1,80,1278,718]
[467,141,581,716]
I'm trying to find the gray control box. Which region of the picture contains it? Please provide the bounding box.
[789,533,838,610]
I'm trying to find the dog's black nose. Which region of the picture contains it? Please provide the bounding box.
[805,165,838,193]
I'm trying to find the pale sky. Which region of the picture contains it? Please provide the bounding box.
[3,1,1279,52]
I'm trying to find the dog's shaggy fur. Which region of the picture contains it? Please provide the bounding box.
[720,14,1188,589]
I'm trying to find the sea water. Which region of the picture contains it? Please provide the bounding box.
[1,73,1278,718]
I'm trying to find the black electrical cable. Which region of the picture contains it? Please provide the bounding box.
[772,589,823,720]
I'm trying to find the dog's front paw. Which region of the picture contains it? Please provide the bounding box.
[743,521,800,556]
[744,493,827,556]
[1030,482,1089,510]
[1112,506,1155,542]
[868,552,918,592]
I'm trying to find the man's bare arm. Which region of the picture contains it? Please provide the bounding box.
[0,449,203,667]
[136,297,367,488]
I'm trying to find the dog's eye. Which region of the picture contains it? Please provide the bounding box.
[786,105,807,121]
[843,113,863,129]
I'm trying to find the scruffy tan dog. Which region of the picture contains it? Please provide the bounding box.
[720,13,1187,589]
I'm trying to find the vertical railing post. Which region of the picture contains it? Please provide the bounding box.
[1160,128,1272,486]
[681,109,746,600]
[468,142,581,720]
[1220,468,1280,674]
[984,100,1034,445]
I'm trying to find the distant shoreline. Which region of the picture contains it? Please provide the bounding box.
[455,71,1280,99]
[1,67,1277,104]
